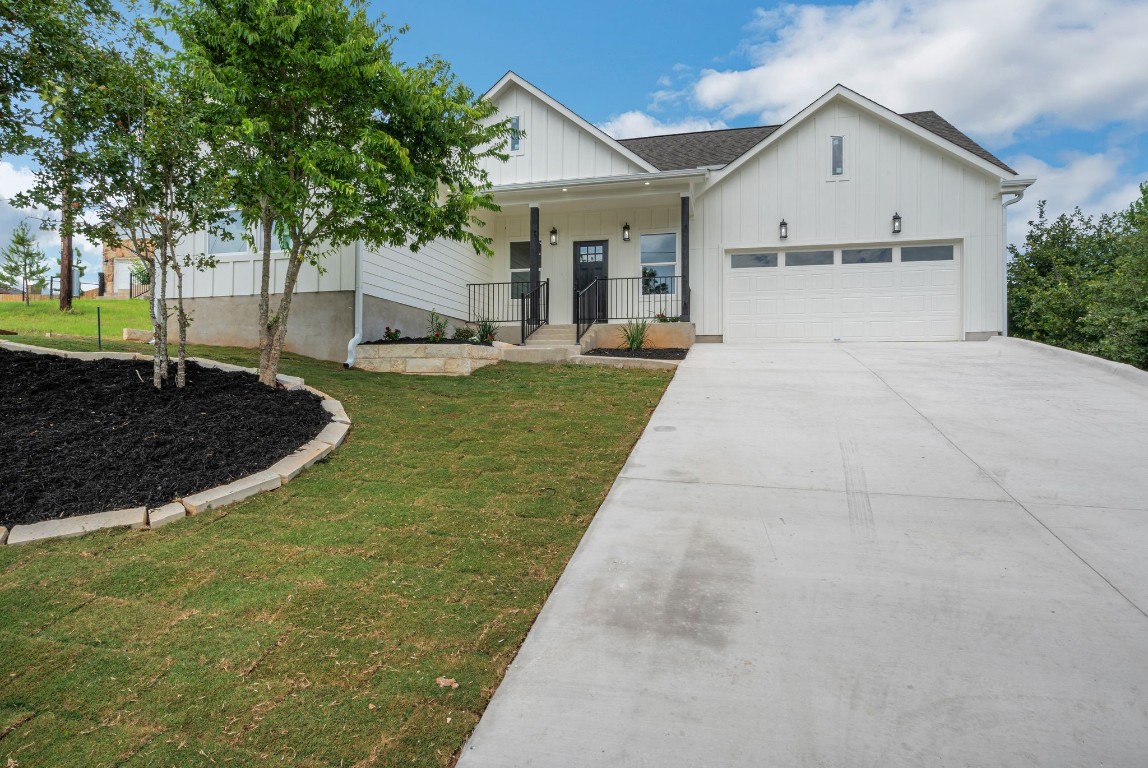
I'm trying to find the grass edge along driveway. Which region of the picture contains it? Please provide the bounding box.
[0,334,672,767]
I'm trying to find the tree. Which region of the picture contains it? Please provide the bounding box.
[1009,184,1148,369]
[169,0,512,385]
[0,223,50,304]
[84,22,228,388]
[3,0,120,312]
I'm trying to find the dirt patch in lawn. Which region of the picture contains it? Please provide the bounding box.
[584,347,689,361]
[0,348,330,529]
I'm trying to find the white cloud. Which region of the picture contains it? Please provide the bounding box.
[599,111,728,139]
[693,0,1148,141]
[0,161,102,280]
[1007,151,1144,243]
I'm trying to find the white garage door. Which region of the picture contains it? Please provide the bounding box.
[724,244,960,342]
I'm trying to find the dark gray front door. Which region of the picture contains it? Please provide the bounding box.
[574,240,608,321]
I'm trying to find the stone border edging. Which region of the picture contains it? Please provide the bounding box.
[0,340,350,545]
[568,354,681,372]
[990,336,1148,388]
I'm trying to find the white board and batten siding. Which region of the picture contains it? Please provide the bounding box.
[695,100,1006,339]
[170,234,356,298]
[481,83,647,186]
[360,236,494,322]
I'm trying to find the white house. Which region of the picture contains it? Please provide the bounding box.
[173,73,1035,361]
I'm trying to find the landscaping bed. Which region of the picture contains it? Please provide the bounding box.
[0,347,330,529]
[584,347,689,361]
[363,336,492,346]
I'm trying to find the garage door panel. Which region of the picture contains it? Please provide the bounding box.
[726,244,960,342]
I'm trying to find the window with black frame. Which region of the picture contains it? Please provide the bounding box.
[640,233,676,294]
[509,241,531,298]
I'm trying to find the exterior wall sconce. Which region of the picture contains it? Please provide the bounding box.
[622,223,631,242]
[892,212,902,234]
[779,219,788,239]
[549,227,558,246]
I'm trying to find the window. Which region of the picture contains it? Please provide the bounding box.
[510,241,531,297]
[785,250,834,266]
[842,248,892,264]
[731,253,778,268]
[209,210,248,255]
[509,116,523,154]
[640,233,676,294]
[901,245,954,262]
[831,136,844,176]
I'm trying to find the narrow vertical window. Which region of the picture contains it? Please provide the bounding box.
[509,116,522,153]
[831,136,844,176]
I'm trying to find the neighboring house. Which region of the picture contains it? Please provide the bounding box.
[171,73,1035,362]
[102,241,147,297]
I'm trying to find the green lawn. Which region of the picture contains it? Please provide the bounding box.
[0,298,152,340]
[0,333,672,767]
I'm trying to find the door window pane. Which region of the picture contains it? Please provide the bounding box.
[901,245,954,262]
[785,250,834,266]
[731,253,778,268]
[842,248,892,264]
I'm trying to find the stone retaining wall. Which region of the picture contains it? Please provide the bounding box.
[354,342,501,376]
[579,322,695,353]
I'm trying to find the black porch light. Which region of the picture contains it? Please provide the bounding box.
[622,222,631,242]
[892,212,902,234]
[549,226,558,246]
[779,219,788,239]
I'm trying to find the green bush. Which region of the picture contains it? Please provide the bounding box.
[452,326,476,341]
[620,318,650,350]
[473,315,498,344]
[1008,184,1148,369]
[425,310,447,343]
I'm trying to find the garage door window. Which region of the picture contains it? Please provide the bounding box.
[731,253,778,268]
[902,245,954,262]
[842,247,892,264]
[784,250,834,266]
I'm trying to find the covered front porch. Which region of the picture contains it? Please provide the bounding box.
[466,170,702,342]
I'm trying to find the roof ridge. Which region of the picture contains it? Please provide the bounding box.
[618,124,779,142]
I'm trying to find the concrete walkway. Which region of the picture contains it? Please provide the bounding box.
[458,340,1148,768]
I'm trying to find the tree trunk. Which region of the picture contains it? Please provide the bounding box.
[173,252,188,389]
[258,241,306,387]
[153,253,169,389]
[59,187,73,313]
[22,278,29,305]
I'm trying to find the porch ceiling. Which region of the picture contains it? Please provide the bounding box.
[489,169,707,209]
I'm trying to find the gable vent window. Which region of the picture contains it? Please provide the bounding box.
[831,136,844,176]
[509,116,523,154]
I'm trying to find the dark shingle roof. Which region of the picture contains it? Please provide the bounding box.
[617,112,1014,175]
[619,126,778,171]
[899,111,1015,174]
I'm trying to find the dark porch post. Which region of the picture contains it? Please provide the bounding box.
[529,204,541,324]
[680,195,691,321]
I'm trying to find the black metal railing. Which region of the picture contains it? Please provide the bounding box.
[574,275,683,340]
[520,280,549,342]
[129,273,151,299]
[468,279,549,341]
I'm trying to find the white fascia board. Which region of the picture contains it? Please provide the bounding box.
[1001,176,1037,194]
[482,71,661,174]
[490,168,708,195]
[699,85,1016,199]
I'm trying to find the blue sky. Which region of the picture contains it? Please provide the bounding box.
[3,0,1146,273]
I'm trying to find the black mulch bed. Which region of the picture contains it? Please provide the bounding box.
[0,348,331,529]
[362,337,493,346]
[584,347,688,361]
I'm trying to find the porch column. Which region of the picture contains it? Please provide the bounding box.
[680,195,691,321]
[529,204,541,323]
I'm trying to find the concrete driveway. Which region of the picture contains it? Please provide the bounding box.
[459,340,1148,768]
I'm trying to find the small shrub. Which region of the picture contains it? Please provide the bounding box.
[452,326,476,341]
[653,311,680,323]
[620,318,650,350]
[426,310,447,343]
[383,326,401,341]
[474,315,498,344]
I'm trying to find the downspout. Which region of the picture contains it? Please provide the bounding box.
[1000,189,1026,338]
[344,240,363,368]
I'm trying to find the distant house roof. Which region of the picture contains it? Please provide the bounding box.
[617,111,1014,175]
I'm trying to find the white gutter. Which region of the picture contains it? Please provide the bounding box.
[344,239,363,368]
[999,177,1037,338]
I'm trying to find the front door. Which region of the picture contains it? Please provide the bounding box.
[574,240,608,321]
